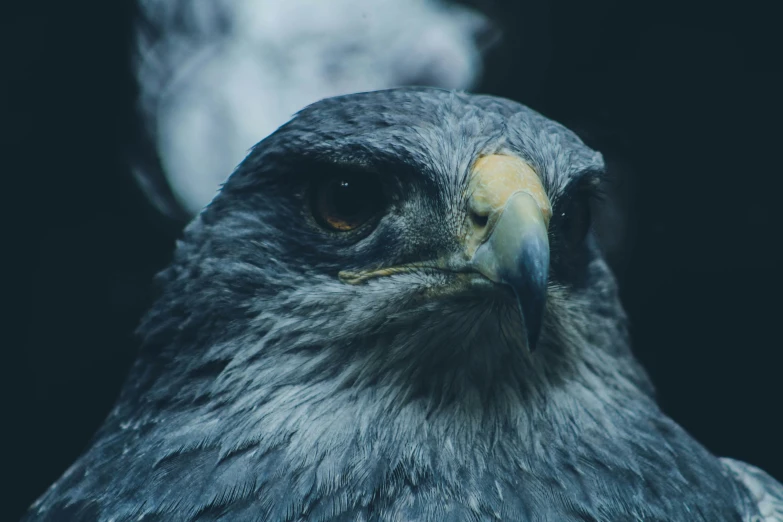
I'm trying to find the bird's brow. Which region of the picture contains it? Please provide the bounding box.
[554,168,606,205]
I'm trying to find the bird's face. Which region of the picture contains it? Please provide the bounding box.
[155,88,621,400]
[335,153,553,351]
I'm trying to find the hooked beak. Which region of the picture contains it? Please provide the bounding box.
[465,155,552,351]
[337,154,552,352]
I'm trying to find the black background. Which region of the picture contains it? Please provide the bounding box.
[5,0,781,519]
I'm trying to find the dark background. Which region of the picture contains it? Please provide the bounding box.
[4,0,780,519]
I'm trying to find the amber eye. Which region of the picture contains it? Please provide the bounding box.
[310,173,385,232]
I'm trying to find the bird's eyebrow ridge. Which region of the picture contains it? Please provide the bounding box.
[549,167,606,207]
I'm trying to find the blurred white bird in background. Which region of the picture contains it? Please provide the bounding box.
[134,0,494,217]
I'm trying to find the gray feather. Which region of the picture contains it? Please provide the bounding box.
[723,459,783,521]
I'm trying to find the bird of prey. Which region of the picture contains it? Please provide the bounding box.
[26,88,782,521]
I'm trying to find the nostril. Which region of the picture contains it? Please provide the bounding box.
[471,211,489,228]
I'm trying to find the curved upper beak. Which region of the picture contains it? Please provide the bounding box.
[336,154,551,351]
[465,155,552,351]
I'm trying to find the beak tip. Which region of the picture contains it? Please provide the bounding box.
[468,190,550,354]
[514,288,545,353]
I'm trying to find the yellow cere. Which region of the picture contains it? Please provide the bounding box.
[468,155,552,226]
[462,154,552,257]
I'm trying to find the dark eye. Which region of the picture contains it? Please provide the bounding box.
[559,193,592,246]
[310,172,385,232]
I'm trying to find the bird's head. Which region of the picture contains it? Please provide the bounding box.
[138,88,644,410]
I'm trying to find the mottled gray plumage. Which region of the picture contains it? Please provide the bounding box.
[26,88,781,521]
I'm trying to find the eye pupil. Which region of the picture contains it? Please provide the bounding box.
[311,173,384,232]
[332,180,361,216]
